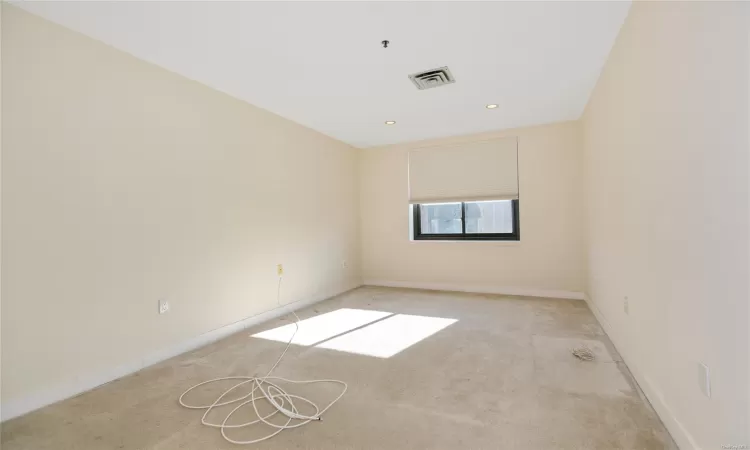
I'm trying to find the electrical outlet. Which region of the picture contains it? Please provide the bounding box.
[698,363,711,398]
[277,264,284,277]
[158,299,170,314]
[623,296,629,315]
[342,260,348,269]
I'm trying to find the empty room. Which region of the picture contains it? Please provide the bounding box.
[1,1,748,449]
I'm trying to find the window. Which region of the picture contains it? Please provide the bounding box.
[412,199,519,241]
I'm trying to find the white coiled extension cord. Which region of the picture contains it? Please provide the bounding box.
[178,277,348,445]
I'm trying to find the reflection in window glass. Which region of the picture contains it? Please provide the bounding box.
[419,202,462,234]
[465,200,513,233]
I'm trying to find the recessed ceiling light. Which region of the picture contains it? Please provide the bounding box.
[486,104,499,109]
[385,121,396,125]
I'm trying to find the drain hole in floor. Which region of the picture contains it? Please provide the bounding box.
[571,347,595,361]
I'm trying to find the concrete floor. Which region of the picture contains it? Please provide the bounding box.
[1,286,676,449]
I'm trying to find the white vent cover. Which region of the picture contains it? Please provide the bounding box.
[408,66,456,90]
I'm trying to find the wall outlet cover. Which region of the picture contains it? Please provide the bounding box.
[159,299,170,314]
[698,362,711,398]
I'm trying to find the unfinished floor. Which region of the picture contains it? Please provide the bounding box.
[1,286,676,449]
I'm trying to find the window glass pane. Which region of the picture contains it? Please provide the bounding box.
[464,200,513,234]
[419,203,462,234]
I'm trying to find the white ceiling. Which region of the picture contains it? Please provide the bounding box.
[16,1,630,148]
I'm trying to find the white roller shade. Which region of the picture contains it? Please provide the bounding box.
[408,137,518,204]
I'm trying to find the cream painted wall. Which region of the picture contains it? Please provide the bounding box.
[582,2,749,448]
[0,0,4,423]
[359,121,585,296]
[1,5,360,416]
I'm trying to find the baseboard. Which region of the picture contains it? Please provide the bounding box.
[364,279,585,300]
[583,294,700,450]
[1,282,362,422]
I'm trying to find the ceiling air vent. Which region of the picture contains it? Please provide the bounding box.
[408,66,456,90]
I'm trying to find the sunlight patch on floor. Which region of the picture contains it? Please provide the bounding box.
[252,308,458,358]
[251,308,392,345]
[317,313,458,358]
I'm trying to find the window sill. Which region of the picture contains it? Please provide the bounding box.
[409,239,521,246]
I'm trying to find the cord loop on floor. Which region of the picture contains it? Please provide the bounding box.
[178,277,347,444]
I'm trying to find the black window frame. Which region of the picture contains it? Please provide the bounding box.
[412,200,520,241]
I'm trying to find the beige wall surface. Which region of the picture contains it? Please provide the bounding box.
[0,0,4,423]
[582,2,749,448]
[1,5,360,413]
[359,121,585,295]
